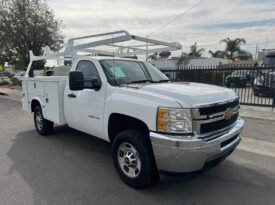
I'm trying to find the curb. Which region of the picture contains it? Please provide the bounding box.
[240,115,275,122]
[240,108,275,121]
[237,137,275,158]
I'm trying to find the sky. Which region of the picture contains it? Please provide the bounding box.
[47,0,275,58]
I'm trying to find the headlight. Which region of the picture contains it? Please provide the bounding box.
[156,107,192,134]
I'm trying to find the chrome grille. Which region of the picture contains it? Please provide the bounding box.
[199,99,239,116]
[200,113,238,134]
[192,98,239,138]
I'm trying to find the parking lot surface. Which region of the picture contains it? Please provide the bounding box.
[0,98,275,205]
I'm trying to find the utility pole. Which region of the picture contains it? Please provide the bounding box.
[255,44,258,60]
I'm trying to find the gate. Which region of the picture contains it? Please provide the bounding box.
[160,65,275,107]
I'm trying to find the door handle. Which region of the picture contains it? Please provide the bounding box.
[67,93,76,98]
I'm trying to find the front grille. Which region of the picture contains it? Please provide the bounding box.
[200,113,238,134]
[192,98,240,137]
[199,99,239,116]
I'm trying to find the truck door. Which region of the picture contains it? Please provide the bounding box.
[64,60,105,139]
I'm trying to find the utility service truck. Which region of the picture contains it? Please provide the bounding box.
[22,31,244,188]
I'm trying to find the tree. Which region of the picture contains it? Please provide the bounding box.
[147,52,158,61]
[0,35,13,66]
[219,38,252,60]
[236,50,253,60]
[208,50,226,58]
[189,42,205,57]
[176,52,190,67]
[0,0,64,69]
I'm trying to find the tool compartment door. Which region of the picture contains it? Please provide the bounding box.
[27,80,44,96]
[43,82,60,123]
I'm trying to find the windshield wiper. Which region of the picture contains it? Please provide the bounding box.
[125,79,170,85]
[127,80,154,84]
[153,79,171,83]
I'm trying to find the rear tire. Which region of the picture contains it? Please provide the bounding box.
[34,106,53,136]
[112,129,157,189]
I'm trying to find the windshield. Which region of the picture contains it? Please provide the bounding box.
[100,60,169,86]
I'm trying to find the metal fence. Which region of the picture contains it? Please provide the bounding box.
[159,65,275,107]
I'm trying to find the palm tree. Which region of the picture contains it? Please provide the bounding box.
[236,50,253,60]
[189,42,205,57]
[220,38,252,60]
[208,50,226,58]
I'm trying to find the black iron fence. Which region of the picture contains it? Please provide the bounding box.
[159,65,275,107]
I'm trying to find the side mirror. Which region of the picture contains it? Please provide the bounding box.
[69,71,84,91]
[91,77,102,90]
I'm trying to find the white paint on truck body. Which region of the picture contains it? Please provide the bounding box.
[22,56,237,142]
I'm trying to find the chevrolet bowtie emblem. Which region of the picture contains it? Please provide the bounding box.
[224,108,233,120]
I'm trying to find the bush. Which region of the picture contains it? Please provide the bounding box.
[10,77,22,86]
[0,80,10,86]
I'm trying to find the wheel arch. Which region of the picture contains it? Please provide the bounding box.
[30,98,43,112]
[108,113,150,143]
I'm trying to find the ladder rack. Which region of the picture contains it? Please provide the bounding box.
[25,30,182,77]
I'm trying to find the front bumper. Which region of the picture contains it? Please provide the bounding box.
[150,118,244,173]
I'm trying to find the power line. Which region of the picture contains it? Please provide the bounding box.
[147,0,207,36]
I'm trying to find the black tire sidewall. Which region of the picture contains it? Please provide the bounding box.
[112,130,156,189]
[34,106,53,136]
[34,106,44,133]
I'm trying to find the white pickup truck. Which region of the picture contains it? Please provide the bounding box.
[22,31,244,188]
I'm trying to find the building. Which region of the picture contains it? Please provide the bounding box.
[149,57,232,70]
[230,59,258,66]
[257,49,275,61]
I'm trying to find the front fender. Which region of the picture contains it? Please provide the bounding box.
[103,86,181,139]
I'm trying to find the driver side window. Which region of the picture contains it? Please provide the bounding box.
[76,60,100,89]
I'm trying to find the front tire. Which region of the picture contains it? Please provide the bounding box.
[34,106,53,136]
[112,129,157,189]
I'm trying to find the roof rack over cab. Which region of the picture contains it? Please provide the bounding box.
[25,30,182,77]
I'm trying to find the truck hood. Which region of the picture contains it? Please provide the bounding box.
[124,82,237,107]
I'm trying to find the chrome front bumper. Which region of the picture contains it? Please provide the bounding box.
[150,118,244,173]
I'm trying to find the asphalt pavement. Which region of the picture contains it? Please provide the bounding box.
[0,98,275,205]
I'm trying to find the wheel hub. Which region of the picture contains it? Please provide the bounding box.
[117,143,141,178]
[36,112,43,130]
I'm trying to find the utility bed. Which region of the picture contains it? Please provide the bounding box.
[22,76,67,124]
